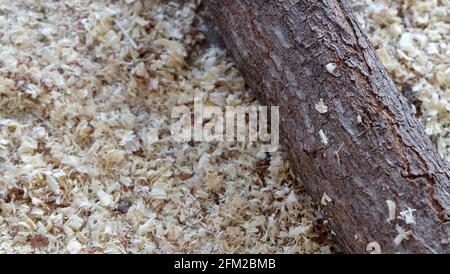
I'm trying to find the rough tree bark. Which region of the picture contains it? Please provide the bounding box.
[205,0,450,253]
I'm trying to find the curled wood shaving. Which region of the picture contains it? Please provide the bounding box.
[394,225,413,246]
[398,207,417,225]
[386,200,396,223]
[321,192,333,206]
[366,241,382,254]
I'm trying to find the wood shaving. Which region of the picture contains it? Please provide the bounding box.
[366,241,381,254]
[149,181,168,200]
[325,63,337,74]
[66,214,85,231]
[319,129,329,145]
[315,99,329,114]
[398,207,417,225]
[386,200,396,223]
[114,19,138,49]
[321,192,333,206]
[357,115,363,124]
[333,143,344,166]
[45,174,61,195]
[394,225,413,246]
[66,238,83,254]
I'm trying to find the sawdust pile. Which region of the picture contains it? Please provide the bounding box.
[0,0,448,253]
[351,0,449,163]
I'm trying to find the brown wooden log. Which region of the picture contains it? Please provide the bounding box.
[205,0,450,253]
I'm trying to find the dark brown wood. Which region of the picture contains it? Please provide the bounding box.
[205,0,450,253]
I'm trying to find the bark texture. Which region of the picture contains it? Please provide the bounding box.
[205,0,450,253]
